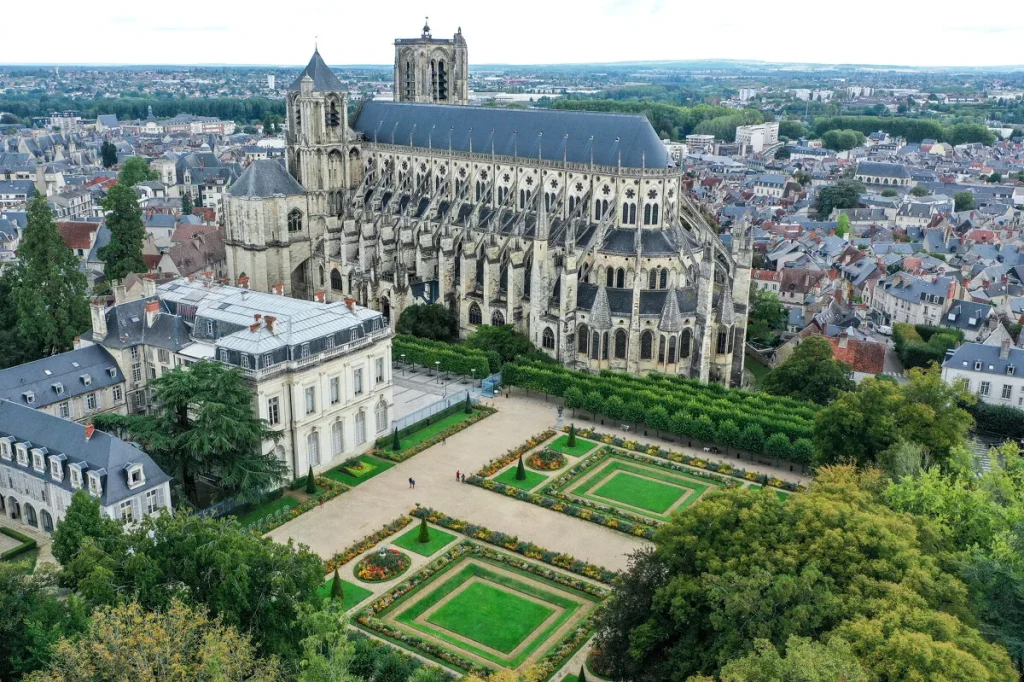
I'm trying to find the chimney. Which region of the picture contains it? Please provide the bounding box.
[265,316,276,333]
[838,331,849,349]
[84,424,95,440]
[113,282,128,305]
[344,296,355,310]
[314,290,326,303]
[271,282,285,296]
[144,300,159,328]
[1001,337,1012,360]
[90,298,107,341]
[253,313,262,323]
[142,276,156,298]
[249,322,260,333]
[237,275,250,290]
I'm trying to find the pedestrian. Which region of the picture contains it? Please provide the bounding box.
[461,473,466,484]
[412,478,416,489]
[408,477,413,489]
[456,470,461,482]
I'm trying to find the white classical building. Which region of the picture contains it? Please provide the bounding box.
[0,399,172,532]
[84,277,394,478]
[942,338,1024,408]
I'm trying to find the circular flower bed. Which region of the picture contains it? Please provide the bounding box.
[354,548,411,582]
[527,449,568,471]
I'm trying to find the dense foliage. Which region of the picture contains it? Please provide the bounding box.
[0,193,89,368]
[746,287,787,346]
[763,336,855,405]
[812,116,996,145]
[392,334,491,377]
[820,128,865,151]
[813,179,864,218]
[100,182,147,282]
[551,98,762,141]
[464,324,552,371]
[93,360,288,505]
[969,401,1024,440]
[0,93,285,123]
[593,466,1017,682]
[503,361,820,461]
[395,303,458,341]
[893,322,963,370]
[955,191,977,211]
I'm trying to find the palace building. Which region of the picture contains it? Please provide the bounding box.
[223,21,751,386]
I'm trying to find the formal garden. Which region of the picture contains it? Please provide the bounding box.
[470,426,797,538]
[374,396,497,463]
[316,510,611,679]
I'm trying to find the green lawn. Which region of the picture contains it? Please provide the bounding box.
[427,581,554,653]
[563,676,579,682]
[747,356,772,388]
[316,576,374,611]
[392,525,458,557]
[392,408,481,452]
[234,495,299,527]
[593,473,687,514]
[494,465,548,491]
[547,434,597,457]
[325,454,395,487]
[749,484,790,501]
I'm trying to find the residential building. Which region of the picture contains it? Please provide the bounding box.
[0,399,171,532]
[868,274,957,326]
[854,161,911,188]
[942,338,1024,408]
[735,122,779,155]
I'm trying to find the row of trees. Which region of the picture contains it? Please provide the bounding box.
[812,115,996,145]
[503,361,820,453]
[551,98,763,141]
[820,128,866,151]
[0,93,285,124]
[392,334,491,378]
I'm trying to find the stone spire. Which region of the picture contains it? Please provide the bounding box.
[590,284,612,330]
[718,283,735,326]
[658,289,683,332]
[535,187,549,242]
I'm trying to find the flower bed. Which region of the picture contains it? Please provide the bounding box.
[527,449,568,471]
[476,429,557,477]
[357,537,609,679]
[571,426,804,493]
[324,516,413,573]
[355,548,412,582]
[409,507,617,585]
[244,477,349,535]
[375,405,497,463]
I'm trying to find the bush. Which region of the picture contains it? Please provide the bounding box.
[330,567,343,600]
[305,466,316,495]
[969,402,1024,440]
[395,304,457,341]
[417,516,431,544]
[516,455,526,481]
[392,334,490,378]
[567,424,577,447]
[894,323,963,370]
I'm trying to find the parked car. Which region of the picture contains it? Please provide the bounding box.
[877,325,893,335]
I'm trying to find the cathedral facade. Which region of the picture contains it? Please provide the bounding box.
[224,25,751,386]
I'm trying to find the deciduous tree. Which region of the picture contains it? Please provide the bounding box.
[118,156,158,187]
[763,336,854,405]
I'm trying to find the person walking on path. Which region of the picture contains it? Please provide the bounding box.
[461,473,466,484]
[456,470,461,482]
[411,478,416,489]
[408,477,413,489]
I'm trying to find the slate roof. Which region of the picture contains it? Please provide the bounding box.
[0,398,170,507]
[881,275,952,304]
[353,101,671,169]
[856,161,910,179]
[93,297,192,351]
[228,159,305,197]
[944,342,1023,377]
[288,50,345,92]
[0,346,122,409]
[576,283,704,316]
[944,299,993,332]
[599,228,681,255]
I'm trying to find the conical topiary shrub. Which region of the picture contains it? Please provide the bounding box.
[392,427,400,451]
[578,665,587,682]
[330,567,343,601]
[417,515,431,544]
[464,394,472,414]
[567,424,577,448]
[515,454,526,481]
[305,465,316,495]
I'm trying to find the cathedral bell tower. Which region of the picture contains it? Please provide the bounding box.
[286,49,351,192]
[394,19,469,105]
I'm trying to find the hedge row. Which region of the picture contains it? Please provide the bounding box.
[502,361,820,448]
[0,526,37,561]
[893,323,963,370]
[969,401,1024,440]
[393,334,490,377]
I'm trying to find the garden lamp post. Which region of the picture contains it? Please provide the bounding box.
[400,354,406,376]
[435,361,441,382]
[471,368,476,387]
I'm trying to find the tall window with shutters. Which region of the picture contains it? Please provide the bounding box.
[375,400,388,433]
[332,421,344,457]
[355,411,366,444]
[307,431,320,467]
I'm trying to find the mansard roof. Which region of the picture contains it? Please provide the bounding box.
[288,50,345,92]
[352,101,672,169]
[228,159,305,198]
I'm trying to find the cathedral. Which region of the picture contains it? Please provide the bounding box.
[223,21,751,386]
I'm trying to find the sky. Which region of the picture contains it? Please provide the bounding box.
[4,0,1024,67]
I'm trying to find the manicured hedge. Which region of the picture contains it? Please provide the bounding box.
[502,361,820,452]
[893,323,963,370]
[393,334,490,377]
[0,527,37,561]
[969,401,1024,440]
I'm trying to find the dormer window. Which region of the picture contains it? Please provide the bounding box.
[23,391,35,404]
[87,470,103,496]
[126,463,145,489]
[16,444,28,466]
[69,464,83,489]
[81,374,92,386]
[1009,365,1016,376]
[52,382,64,394]
[49,454,66,481]
[108,367,118,378]
[31,448,46,472]
[975,360,983,371]
[0,438,11,460]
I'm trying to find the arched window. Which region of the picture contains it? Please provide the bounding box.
[728,327,735,353]
[595,199,601,218]
[652,204,659,224]
[640,331,653,360]
[469,303,482,325]
[355,411,366,444]
[644,204,652,225]
[616,268,625,288]
[590,331,600,360]
[614,329,627,359]
[629,204,637,225]
[668,336,677,363]
[520,189,526,208]
[717,327,729,354]
[331,421,344,457]
[660,269,668,289]
[569,196,576,213]
[319,265,325,286]
[606,267,615,287]
[648,269,658,289]
[680,329,692,358]
[491,310,505,326]
[330,269,343,291]
[622,203,629,223]
[375,399,389,433]
[602,332,609,360]
[287,209,303,233]
[578,324,589,353]
[542,327,555,349]
[307,431,320,468]
[658,335,666,363]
